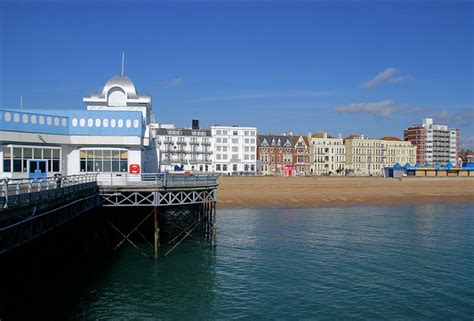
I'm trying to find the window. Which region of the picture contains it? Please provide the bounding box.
[233,164,238,171]
[80,149,128,173]
[232,138,238,144]
[5,146,61,173]
[216,164,221,171]
[233,131,238,136]
[223,164,227,171]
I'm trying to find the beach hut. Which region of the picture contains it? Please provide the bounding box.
[414,163,421,168]
[404,162,413,170]
[385,162,405,178]
[423,162,431,168]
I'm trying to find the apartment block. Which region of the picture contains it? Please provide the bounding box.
[404,118,459,165]
[210,125,257,175]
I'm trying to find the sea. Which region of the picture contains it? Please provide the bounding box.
[5,204,474,320]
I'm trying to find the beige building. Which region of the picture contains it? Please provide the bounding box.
[345,135,416,176]
[309,132,345,175]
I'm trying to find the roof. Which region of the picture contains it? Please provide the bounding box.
[102,76,138,98]
[381,136,402,141]
[258,134,293,148]
[311,132,335,139]
[344,134,362,140]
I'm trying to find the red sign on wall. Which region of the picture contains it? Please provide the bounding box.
[129,164,140,174]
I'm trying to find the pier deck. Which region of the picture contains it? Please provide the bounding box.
[0,173,219,256]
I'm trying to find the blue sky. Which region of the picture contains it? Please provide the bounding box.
[1,1,473,147]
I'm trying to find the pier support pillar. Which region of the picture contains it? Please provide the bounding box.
[153,207,160,258]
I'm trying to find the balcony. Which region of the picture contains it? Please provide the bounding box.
[176,141,186,145]
[201,141,211,146]
[189,141,200,145]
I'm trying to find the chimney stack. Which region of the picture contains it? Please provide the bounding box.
[192,119,200,130]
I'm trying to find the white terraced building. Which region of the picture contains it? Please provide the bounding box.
[152,120,213,173]
[309,132,345,175]
[210,125,257,175]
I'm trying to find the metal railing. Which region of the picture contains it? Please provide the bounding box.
[1,174,98,209]
[97,172,219,188]
[0,173,218,209]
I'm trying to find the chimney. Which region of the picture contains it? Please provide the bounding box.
[192,119,200,130]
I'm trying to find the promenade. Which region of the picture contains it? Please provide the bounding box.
[217,176,474,208]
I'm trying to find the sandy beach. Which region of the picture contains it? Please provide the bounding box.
[217,176,474,208]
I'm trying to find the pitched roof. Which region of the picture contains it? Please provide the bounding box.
[381,136,402,141]
[344,134,361,140]
[257,134,293,147]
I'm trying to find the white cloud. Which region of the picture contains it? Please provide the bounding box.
[360,67,412,89]
[434,106,474,126]
[165,77,184,87]
[335,99,398,117]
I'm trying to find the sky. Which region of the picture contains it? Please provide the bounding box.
[0,1,473,148]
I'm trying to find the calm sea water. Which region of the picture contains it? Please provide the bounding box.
[18,204,474,319]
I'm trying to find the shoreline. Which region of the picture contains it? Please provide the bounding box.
[216,176,474,209]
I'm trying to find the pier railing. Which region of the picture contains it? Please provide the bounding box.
[0,174,98,209]
[97,173,219,188]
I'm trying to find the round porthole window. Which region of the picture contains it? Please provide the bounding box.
[14,113,20,123]
[118,119,123,128]
[80,118,86,127]
[46,116,52,125]
[5,112,11,122]
[95,118,101,127]
[72,118,78,127]
[111,119,116,128]
[54,117,60,126]
[31,115,37,124]
[22,114,29,124]
[61,118,67,127]
[39,116,45,125]
[133,119,139,128]
[126,119,131,128]
[87,118,93,127]
[103,119,109,127]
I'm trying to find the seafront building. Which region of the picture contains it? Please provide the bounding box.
[309,132,345,175]
[344,135,417,176]
[256,134,310,176]
[210,125,257,175]
[153,120,212,172]
[1,75,156,179]
[292,135,311,175]
[404,118,459,165]
[257,134,294,175]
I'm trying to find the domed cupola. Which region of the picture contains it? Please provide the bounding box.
[101,76,139,107]
[83,73,152,123]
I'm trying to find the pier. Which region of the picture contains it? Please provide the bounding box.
[0,173,218,258]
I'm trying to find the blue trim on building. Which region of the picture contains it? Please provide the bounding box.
[0,109,143,137]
